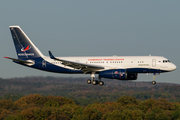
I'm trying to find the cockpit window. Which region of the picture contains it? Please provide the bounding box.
[163,60,170,63]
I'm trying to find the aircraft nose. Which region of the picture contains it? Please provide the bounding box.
[171,63,177,71]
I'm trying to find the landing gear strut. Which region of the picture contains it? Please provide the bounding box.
[152,73,159,85]
[86,72,104,86]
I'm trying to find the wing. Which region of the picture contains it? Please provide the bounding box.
[48,51,104,73]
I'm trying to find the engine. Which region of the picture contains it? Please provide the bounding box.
[99,69,138,80]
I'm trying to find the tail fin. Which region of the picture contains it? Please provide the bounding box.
[9,26,44,59]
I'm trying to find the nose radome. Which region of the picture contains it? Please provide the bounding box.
[172,63,177,71]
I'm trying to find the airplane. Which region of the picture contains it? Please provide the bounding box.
[4,26,177,86]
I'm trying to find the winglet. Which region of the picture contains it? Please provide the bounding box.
[48,51,56,59]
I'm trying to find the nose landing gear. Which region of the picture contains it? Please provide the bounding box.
[152,80,156,85]
[152,73,160,85]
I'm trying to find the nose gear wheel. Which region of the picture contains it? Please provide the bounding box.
[152,81,156,85]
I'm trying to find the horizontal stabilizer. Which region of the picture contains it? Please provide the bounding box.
[4,57,34,65]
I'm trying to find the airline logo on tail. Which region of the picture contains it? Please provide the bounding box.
[21,45,31,52]
[18,45,34,56]
[114,71,118,74]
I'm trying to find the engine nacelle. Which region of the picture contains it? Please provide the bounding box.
[99,69,138,80]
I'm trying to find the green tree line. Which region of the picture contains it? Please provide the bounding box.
[0,77,180,105]
[0,94,179,120]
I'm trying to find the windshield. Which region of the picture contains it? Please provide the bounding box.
[163,60,170,63]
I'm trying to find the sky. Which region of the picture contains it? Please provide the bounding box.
[0,1,179,84]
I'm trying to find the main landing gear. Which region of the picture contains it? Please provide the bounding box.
[87,72,104,86]
[87,79,104,86]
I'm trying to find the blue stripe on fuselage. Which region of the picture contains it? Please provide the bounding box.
[13,58,83,74]
[126,68,168,73]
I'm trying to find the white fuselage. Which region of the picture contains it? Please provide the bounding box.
[43,55,176,73]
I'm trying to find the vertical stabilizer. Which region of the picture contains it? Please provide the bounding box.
[9,26,44,59]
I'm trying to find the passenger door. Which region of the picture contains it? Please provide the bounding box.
[152,59,156,67]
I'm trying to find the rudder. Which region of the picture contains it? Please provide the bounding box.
[9,26,44,59]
